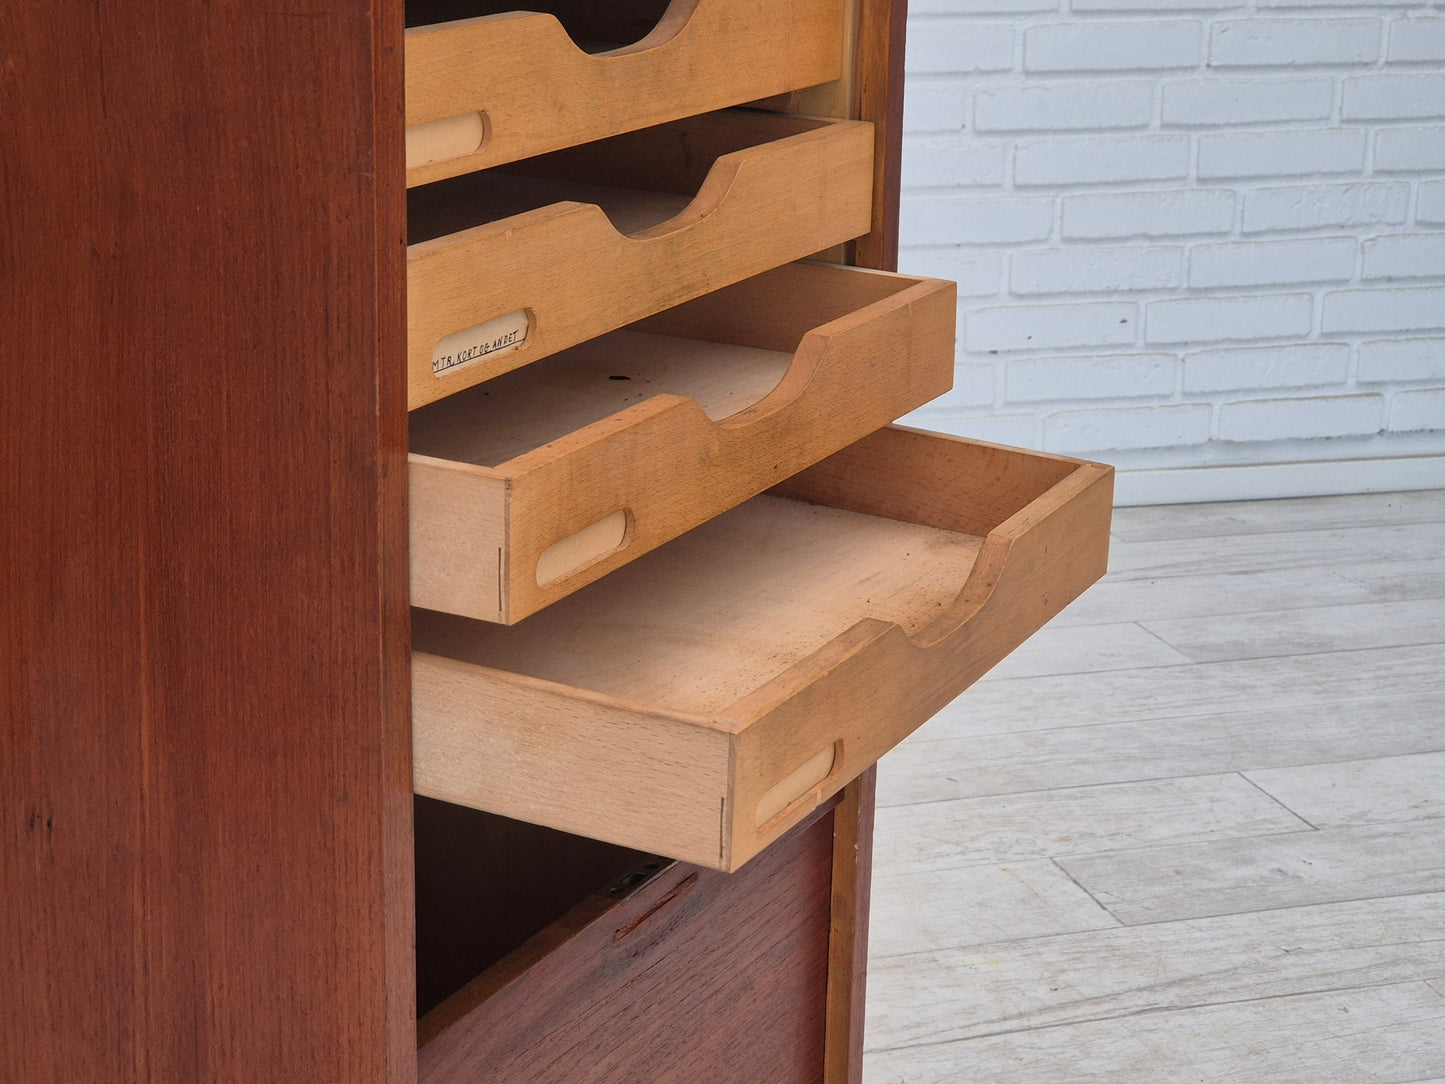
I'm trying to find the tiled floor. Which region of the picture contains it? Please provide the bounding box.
[864,489,1445,1083]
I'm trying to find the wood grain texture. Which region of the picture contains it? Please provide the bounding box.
[1333,556,1445,602]
[1049,565,1381,627]
[408,263,955,622]
[902,643,1445,738]
[0,2,413,1081]
[1245,751,1445,828]
[868,489,1445,1082]
[1143,597,1445,663]
[405,0,846,183]
[411,428,1111,869]
[1107,520,1445,580]
[1109,488,1445,543]
[815,11,904,1071]
[406,112,875,408]
[417,804,836,1083]
[984,619,1192,680]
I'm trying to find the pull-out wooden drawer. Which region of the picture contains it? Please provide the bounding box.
[412,426,1114,871]
[408,262,956,625]
[407,112,873,408]
[405,0,847,186]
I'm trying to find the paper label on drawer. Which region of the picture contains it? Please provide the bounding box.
[431,310,530,377]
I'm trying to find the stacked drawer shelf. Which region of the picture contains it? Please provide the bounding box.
[404,0,1111,873]
[403,0,1112,1074]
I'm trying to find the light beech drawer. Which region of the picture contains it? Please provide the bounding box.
[412,426,1114,871]
[408,262,956,625]
[405,0,846,186]
[406,111,874,409]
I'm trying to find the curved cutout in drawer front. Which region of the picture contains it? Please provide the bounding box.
[409,263,956,625]
[412,427,1114,872]
[405,0,846,185]
[406,113,874,410]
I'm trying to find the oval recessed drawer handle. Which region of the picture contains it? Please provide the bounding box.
[755,744,838,830]
[536,509,631,587]
[405,112,488,171]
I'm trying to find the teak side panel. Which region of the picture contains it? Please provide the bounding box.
[417,806,835,1083]
[405,0,846,183]
[825,767,876,1084]
[853,0,907,272]
[818,5,907,1073]
[0,3,413,1082]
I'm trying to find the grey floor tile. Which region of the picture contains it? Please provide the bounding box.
[1245,751,1445,828]
[1059,819,1445,924]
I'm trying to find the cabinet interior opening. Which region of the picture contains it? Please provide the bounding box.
[414,796,651,1017]
[405,0,674,50]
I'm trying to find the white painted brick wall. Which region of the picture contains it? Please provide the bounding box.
[897,1,1445,481]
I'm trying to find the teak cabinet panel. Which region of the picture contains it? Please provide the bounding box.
[2,2,414,1081]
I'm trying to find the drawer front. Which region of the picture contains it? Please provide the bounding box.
[406,112,874,409]
[405,0,847,185]
[408,262,957,624]
[412,426,1114,871]
[417,804,835,1083]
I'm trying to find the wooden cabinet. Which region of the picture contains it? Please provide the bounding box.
[3,1,1109,1081]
